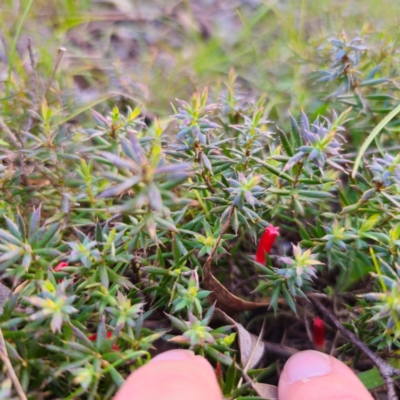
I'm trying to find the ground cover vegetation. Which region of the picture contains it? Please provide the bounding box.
[1,0,400,398]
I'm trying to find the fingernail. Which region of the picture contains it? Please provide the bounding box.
[150,349,196,364]
[282,350,332,384]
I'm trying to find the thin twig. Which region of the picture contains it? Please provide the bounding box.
[330,329,340,357]
[204,205,235,267]
[25,39,39,139]
[0,116,21,148]
[42,47,67,102]
[304,310,313,343]
[27,39,38,101]
[201,170,215,193]
[0,328,28,400]
[101,213,122,227]
[310,295,400,400]
[237,313,268,388]
[262,340,298,359]
[234,358,278,399]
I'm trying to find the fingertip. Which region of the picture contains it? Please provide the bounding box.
[114,350,223,400]
[278,350,373,400]
[149,349,196,363]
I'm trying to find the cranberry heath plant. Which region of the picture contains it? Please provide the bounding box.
[0,28,400,398]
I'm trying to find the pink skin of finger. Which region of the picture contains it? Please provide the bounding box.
[278,350,374,400]
[114,349,373,400]
[113,349,223,400]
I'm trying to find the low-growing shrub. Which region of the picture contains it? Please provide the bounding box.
[1,30,400,398]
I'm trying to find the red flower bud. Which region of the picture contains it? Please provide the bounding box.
[312,316,325,350]
[88,331,120,350]
[215,361,223,384]
[54,262,68,271]
[255,224,279,264]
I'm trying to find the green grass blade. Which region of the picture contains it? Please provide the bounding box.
[6,0,34,97]
[57,92,140,125]
[352,102,400,178]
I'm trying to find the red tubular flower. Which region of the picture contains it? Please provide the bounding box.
[312,316,325,351]
[54,261,78,283]
[255,225,280,264]
[54,262,68,271]
[89,331,120,351]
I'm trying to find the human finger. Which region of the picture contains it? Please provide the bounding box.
[114,349,223,400]
[278,350,373,400]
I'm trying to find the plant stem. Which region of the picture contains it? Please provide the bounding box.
[310,294,400,400]
[0,328,28,400]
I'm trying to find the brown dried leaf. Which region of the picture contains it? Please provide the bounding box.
[203,258,269,314]
[213,308,298,360]
[201,206,277,315]
[252,382,278,399]
[236,323,265,369]
[212,308,279,399]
